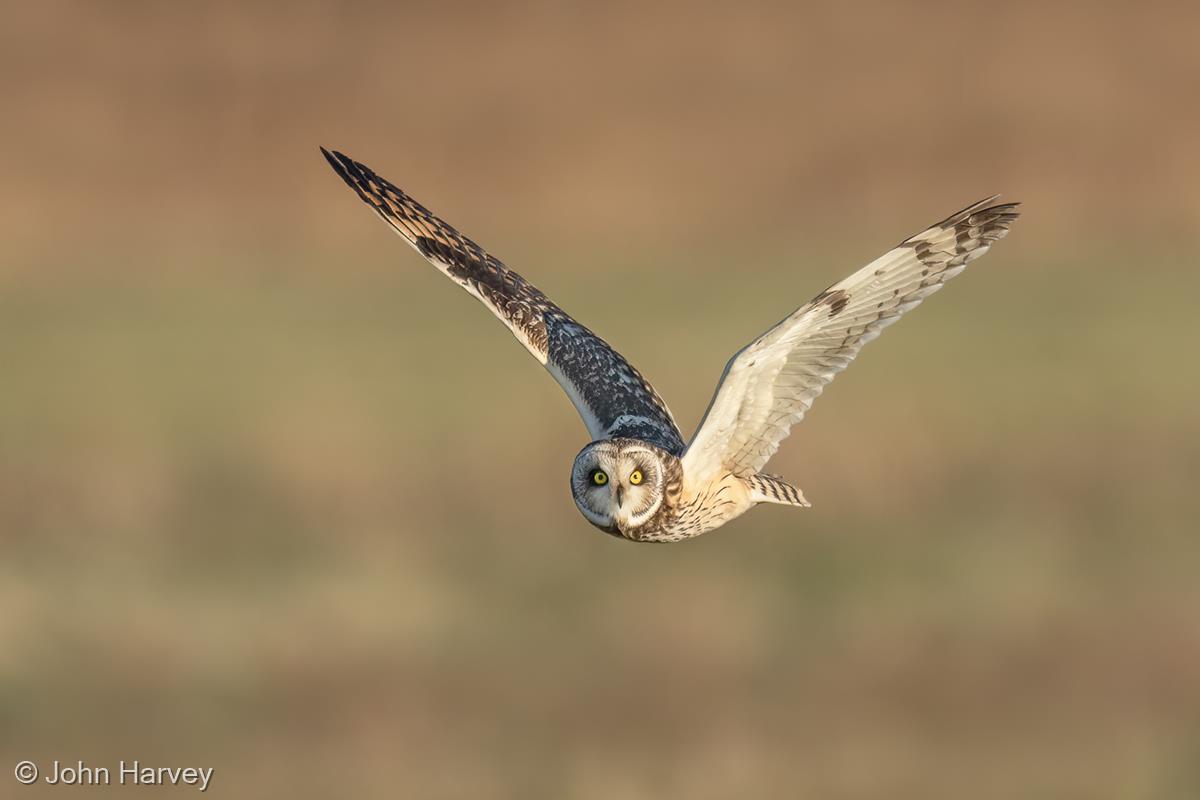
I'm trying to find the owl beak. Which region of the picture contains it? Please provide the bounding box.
[615,485,625,509]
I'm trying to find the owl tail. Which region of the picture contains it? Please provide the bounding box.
[747,473,811,508]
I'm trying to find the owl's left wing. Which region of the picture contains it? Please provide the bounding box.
[682,197,1020,484]
[321,148,685,454]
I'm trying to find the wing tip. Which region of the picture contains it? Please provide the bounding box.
[942,194,1022,227]
[320,145,356,179]
[320,146,389,211]
[970,198,1022,241]
[900,195,1022,248]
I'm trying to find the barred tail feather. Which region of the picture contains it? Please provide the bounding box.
[747,473,810,508]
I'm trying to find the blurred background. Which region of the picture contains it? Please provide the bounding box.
[2,1,1199,797]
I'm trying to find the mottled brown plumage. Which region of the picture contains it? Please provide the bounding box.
[321,148,684,454]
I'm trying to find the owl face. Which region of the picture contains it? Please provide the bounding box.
[571,440,668,536]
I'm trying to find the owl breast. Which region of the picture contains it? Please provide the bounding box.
[635,471,755,542]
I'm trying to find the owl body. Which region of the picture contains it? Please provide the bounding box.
[323,147,1019,542]
[666,467,757,542]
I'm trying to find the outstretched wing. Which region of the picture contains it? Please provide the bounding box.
[321,148,685,454]
[682,197,1020,482]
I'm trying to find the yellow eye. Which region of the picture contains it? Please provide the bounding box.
[629,469,643,485]
[591,470,608,486]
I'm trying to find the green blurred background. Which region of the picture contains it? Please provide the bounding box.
[3,2,1199,797]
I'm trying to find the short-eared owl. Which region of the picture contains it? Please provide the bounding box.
[322,148,1020,542]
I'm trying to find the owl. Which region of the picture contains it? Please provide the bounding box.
[321,148,1020,542]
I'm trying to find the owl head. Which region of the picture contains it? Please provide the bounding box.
[570,438,677,537]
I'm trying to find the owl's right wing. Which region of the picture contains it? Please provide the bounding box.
[682,197,1020,484]
[321,148,685,454]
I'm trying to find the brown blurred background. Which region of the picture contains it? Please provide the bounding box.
[2,1,1199,798]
